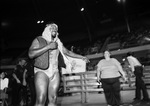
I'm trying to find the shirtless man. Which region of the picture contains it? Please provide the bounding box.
[28,22,89,106]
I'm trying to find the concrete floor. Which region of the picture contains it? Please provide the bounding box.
[56,90,150,106]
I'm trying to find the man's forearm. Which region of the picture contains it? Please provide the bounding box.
[13,74,20,83]
[97,70,100,80]
[66,51,83,59]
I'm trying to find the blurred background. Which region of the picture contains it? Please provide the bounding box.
[1,0,150,65]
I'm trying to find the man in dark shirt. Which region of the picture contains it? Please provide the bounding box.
[11,58,35,106]
[25,59,35,106]
[11,59,26,106]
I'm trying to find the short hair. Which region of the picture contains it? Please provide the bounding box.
[103,49,111,54]
[16,58,27,64]
[127,52,134,56]
[0,71,7,76]
[0,71,4,74]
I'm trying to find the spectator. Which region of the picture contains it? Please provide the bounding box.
[96,50,127,106]
[0,71,9,105]
[122,58,134,87]
[0,71,9,91]
[11,59,28,106]
[126,52,149,104]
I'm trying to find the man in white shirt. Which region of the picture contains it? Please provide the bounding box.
[0,72,9,91]
[127,52,149,102]
[0,72,9,106]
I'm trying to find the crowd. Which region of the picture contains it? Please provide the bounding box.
[69,25,150,56]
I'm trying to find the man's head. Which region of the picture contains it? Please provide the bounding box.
[18,59,27,66]
[46,22,58,38]
[103,50,111,59]
[0,72,6,79]
[127,52,134,57]
[42,22,59,41]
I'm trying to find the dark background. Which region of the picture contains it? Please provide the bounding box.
[1,0,150,58]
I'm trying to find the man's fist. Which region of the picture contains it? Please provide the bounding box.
[49,42,58,50]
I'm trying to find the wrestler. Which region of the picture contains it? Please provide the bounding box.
[28,22,89,106]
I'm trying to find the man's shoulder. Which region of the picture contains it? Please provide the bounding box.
[35,36,43,41]
[99,59,105,63]
[36,36,47,43]
[3,78,9,82]
[127,56,135,60]
[111,58,117,61]
[31,36,46,46]
[16,65,22,70]
[36,36,42,39]
[111,58,120,63]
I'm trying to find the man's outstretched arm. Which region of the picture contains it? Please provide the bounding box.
[62,46,89,63]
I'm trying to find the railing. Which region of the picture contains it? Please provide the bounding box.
[62,66,150,103]
[86,44,150,59]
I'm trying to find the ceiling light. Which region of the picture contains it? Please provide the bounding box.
[81,8,84,11]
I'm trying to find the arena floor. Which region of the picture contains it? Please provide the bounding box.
[57,90,150,106]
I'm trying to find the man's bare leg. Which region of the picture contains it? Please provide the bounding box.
[48,72,60,106]
[34,72,49,106]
